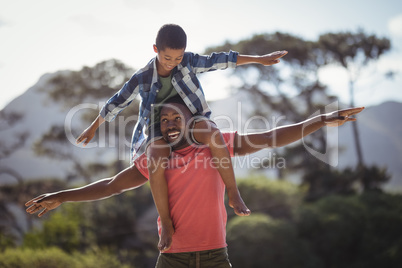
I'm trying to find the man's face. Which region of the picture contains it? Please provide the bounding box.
[153,45,185,76]
[160,103,192,150]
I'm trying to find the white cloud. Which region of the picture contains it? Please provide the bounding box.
[388,14,402,38]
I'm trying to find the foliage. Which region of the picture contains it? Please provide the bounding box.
[298,195,367,267]
[0,247,131,268]
[205,30,391,195]
[227,213,319,268]
[1,174,399,267]
[0,111,28,187]
[207,32,338,187]
[318,30,391,72]
[319,30,391,168]
[0,226,16,251]
[302,164,391,200]
[226,177,402,268]
[42,59,135,108]
[298,193,402,268]
[357,193,402,267]
[20,183,157,267]
[23,203,89,253]
[0,179,69,251]
[233,176,305,220]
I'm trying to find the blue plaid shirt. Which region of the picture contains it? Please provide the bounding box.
[100,50,239,161]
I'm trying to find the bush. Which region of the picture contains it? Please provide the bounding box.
[235,176,305,220]
[298,193,402,268]
[23,203,88,253]
[227,213,319,268]
[357,193,402,267]
[0,247,131,268]
[298,195,367,267]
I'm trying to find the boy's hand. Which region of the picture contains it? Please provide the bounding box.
[323,107,365,127]
[25,194,62,217]
[76,126,96,146]
[258,50,288,66]
[76,115,104,146]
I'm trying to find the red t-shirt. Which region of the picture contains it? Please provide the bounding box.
[134,132,236,253]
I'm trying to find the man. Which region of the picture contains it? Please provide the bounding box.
[26,96,364,267]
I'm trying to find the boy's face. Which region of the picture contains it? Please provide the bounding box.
[153,45,185,76]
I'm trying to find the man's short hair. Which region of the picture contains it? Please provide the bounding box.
[164,95,187,108]
[155,24,187,51]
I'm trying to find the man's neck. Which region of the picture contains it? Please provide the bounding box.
[171,140,193,151]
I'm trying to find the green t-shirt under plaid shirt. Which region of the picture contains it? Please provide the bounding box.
[150,73,179,126]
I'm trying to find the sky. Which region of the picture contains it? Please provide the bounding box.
[1,0,402,110]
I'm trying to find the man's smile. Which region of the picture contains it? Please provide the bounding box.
[167,131,181,141]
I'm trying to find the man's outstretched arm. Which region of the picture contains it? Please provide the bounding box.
[25,165,148,217]
[233,107,364,156]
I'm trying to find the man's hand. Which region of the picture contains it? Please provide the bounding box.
[25,194,62,217]
[324,107,365,127]
[258,50,288,66]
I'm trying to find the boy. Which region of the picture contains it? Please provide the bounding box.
[76,24,288,251]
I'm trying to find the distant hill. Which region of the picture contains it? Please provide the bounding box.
[209,94,402,191]
[1,72,401,191]
[337,101,402,190]
[0,72,115,184]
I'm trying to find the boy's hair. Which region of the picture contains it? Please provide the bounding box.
[155,24,187,51]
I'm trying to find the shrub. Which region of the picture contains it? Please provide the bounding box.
[235,176,305,220]
[0,247,131,268]
[227,213,319,268]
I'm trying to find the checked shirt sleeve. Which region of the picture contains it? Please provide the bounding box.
[190,50,239,73]
[100,76,140,122]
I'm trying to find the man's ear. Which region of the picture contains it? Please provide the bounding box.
[153,45,158,53]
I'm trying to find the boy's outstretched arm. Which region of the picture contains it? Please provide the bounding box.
[25,165,148,217]
[234,107,364,156]
[76,115,106,146]
[237,50,288,66]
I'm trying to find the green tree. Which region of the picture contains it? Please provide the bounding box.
[205,32,343,199]
[0,247,131,268]
[357,192,402,267]
[44,59,135,108]
[227,213,319,268]
[301,165,390,201]
[233,176,304,220]
[298,192,402,268]
[0,111,29,248]
[22,185,158,267]
[319,30,391,175]
[206,30,392,197]
[23,203,90,253]
[298,195,367,267]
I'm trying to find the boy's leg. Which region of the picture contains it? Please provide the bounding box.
[147,138,174,252]
[192,120,250,216]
